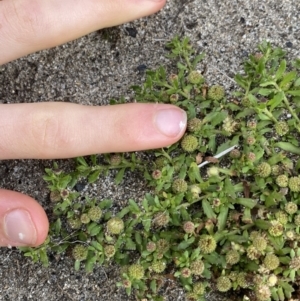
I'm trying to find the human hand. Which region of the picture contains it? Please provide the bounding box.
[0,0,187,247]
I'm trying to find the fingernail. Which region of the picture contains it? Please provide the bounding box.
[4,209,37,245]
[155,108,187,137]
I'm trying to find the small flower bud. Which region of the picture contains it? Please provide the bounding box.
[216,276,232,292]
[285,202,298,215]
[198,235,217,254]
[263,254,279,270]
[187,71,204,84]
[275,121,289,136]
[276,174,288,188]
[190,260,205,275]
[181,135,198,152]
[72,245,88,261]
[152,170,162,180]
[107,217,124,234]
[172,178,188,193]
[183,221,195,234]
[289,176,300,192]
[128,264,144,280]
[208,85,225,101]
[146,241,156,253]
[187,118,202,132]
[256,162,271,178]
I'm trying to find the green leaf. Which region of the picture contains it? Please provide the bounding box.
[279,70,297,87]
[74,260,81,271]
[286,89,300,96]
[128,199,141,213]
[255,219,271,230]
[235,198,257,209]
[217,206,228,231]
[202,200,216,219]
[275,142,300,155]
[268,91,284,111]
[88,169,101,183]
[115,168,126,185]
[275,59,286,80]
[177,237,195,250]
[76,156,88,166]
[258,88,274,96]
[260,81,276,87]
[39,249,49,267]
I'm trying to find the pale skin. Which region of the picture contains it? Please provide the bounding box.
[0,0,188,247]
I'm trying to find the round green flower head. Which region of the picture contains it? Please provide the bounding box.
[285,202,298,215]
[72,244,88,261]
[255,284,271,301]
[271,165,281,175]
[256,162,271,178]
[230,149,241,159]
[275,121,289,136]
[198,235,217,254]
[107,217,124,235]
[189,185,201,199]
[110,154,122,166]
[252,236,267,252]
[285,230,296,240]
[155,156,167,169]
[156,239,170,254]
[87,206,102,222]
[236,272,248,288]
[50,190,61,202]
[172,178,188,194]
[183,221,195,234]
[153,212,170,227]
[150,260,166,273]
[208,85,225,101]
[276,174,288,188]
[289,176,300,192]
[181,135,198,152]
[190,259,205,275]
[294,214,300,226]
[207,166,219,177]
[67,218,82,230]
[104,245,116,258]
[80,213,90,224]
[187,118,202,132]
[275,210,288,225]
[289,256,300,270]
[263,254,280,270]
[267,274,278,287]
[216,276,232,292]
[193,282,205,295]
[268,221,284,237]
[128,264,144,280]
[187,70,204,84]
[225,250,240,265]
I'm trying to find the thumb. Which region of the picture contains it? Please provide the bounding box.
[0,0,166,64]
[0,189,48,247]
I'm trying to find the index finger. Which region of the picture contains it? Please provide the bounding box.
[0,0,166,64]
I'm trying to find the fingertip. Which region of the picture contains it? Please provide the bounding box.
[0,189,49,247]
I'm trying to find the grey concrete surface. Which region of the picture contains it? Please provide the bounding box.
[0,0,299,300]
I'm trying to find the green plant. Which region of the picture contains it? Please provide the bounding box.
[19,37,300,301]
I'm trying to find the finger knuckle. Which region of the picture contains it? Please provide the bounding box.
[28,111,68,156]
